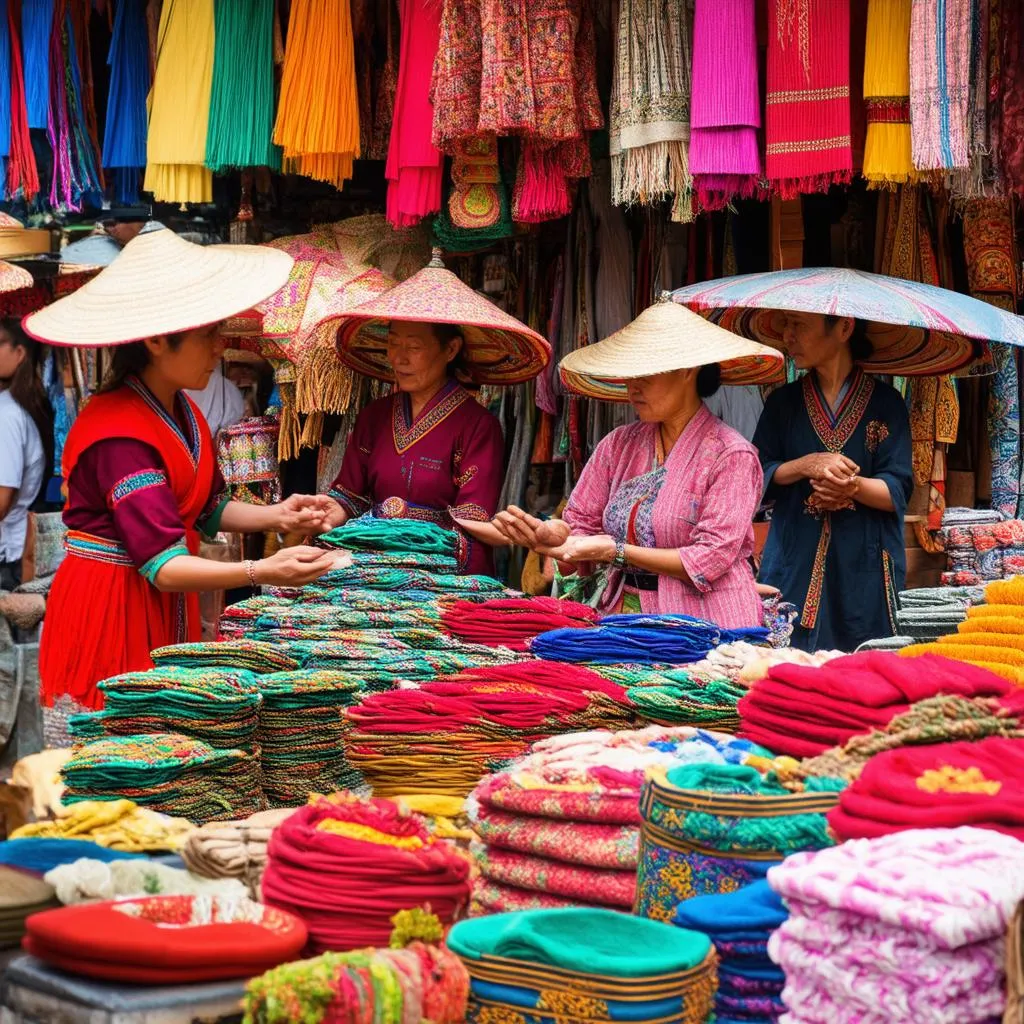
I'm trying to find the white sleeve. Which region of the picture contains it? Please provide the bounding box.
[0,403,27,488]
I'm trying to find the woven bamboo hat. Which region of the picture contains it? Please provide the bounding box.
[23,230,294,348]
[559,294,784,400]
[335,248,551,385]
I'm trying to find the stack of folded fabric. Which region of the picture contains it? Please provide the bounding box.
[893,584,986,642]
[260,795,471,952]
[636,762,838,922]
[768,827,1024,1023]
[900,575,1024,685]
[250,600,442,635]
[256,670,373,805]
[151,639,299,673]
[827,735,1024,841]
[182,808,297,898]
[283,566,509,600]
[625,670,745,729]
[0,838,148,875]
[688,642,845,685]
[446,662,638,731]
[318,516,459,559]
[61,734,263,823]
[738,651,1012,757]
[217,595,284,639]
[449,908,718,1024]
[774,693,1024,789]
[940,515,1024,586]
[469,727,765,914]
[344,682,596,797]
[440,596,599,651]
[23,894,307,983]
[673,881,788,1024]
[68,667,263,752]
[531,613,768,665]
[244,940,470,1023]
[0,867,59,949]
[9,798,194,852]
[303,643,523,678]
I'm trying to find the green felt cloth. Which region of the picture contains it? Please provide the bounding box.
[448,909,711,977]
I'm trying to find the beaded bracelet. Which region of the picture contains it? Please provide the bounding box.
[245,559,258,588]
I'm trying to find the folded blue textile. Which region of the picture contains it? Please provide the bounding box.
[673,881,787,935]
[718,962,786,983]
[0,839,146,875]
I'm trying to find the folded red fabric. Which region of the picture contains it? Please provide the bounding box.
[23,895,306,983]
[737,702,873,748]
[440,597,599,651]
[766,652,1009,707]
[828,737,1024,841]
[741,680,903,728]
[735,722,831,759]
[260,796,471,953]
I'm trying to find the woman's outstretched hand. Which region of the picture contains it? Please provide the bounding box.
[492,506,570,553]
[274,494,347,534]
[253,545,340,586]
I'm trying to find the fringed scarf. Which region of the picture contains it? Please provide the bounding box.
[862,0,914,186]
[949,0,997,198]
[963,198,1021,517]
[690,0,761,211]
[609,0,692,215]
[766,0,852,198]
[6,2,39,200]
[910,0,973,172]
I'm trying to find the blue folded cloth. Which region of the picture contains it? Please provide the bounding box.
[0,839,146,875]
[718,962,786,983]
[673,881,787,935]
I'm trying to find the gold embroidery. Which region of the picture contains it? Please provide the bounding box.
[767,85,850,104]
[766,135,851,155]
[537,989,610,1023]
[917,765,1002,796]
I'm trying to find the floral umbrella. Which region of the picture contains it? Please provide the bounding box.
[672,267,1024,377]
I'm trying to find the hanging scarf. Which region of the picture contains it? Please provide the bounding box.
[950,0,996,198]
[22,0,52,130]
[963,197,1020,517]
[765,0,852,198]
[690,0,761,211]
[430,0,482,153]
[6,3,39,201]
[102,0,149,203]
[0,0,11,197]
[998,0,1024,193]
[910,0,973,172]
[609,0,692,212]
[880,188,957,549]
[862,0,914,185]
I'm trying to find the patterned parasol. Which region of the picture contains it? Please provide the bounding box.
[672,268,1024,377]
[334,248,551,386]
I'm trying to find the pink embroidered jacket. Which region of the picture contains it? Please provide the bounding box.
[563,405,763,627]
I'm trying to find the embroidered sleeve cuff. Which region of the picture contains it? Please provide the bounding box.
[448,502,490,522]
[197,492,230,539]
[139,538,190,585]
[328,487,371,518]
[677,548,716,594]
[107,468,168,508]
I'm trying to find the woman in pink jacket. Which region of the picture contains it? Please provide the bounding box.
[494,298,782,628]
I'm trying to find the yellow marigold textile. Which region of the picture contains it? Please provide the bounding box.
[315,819,426,850]
[272,0,360,189]
[985,578,1024,605]
[863,0,915,185]
[916,764,1002,796]
[144,0,215,203]
[940,632,1024,651]
[967,604,1024,619]
[959,617,1024,636]
[901,641,1024,669]
[11,799,194,852]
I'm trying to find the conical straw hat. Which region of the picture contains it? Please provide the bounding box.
[0,260,32,293]
[559,295,784,400]
[335,249,551,385]
[23,230,294,348]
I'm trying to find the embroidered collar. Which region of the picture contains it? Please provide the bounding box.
[126,376,202,465]
[392,380,469,455]
[802,368,874,452]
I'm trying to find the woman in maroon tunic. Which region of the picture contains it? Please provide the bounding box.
[318,252,551,574]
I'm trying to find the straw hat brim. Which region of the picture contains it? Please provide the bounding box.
[23,230,294,348]
[558,300,784,401]
[0,260,33,294]
[335,265,551,385]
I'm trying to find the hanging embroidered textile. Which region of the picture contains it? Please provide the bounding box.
[909,0,973,172]
[862,0,914,187]
[879,187,958,547]
[950,0,997,198]
[386,0,444,227]
[609,0,693,212]
[48,0,103,210]
[998,0,1024,194]
[766,0,852,198]
[273,0,360,191]
[430,0,483,152]
[690,0,761,211]
[433,135,512,249]
[963,197,1020,517]
[144,0,214,204]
